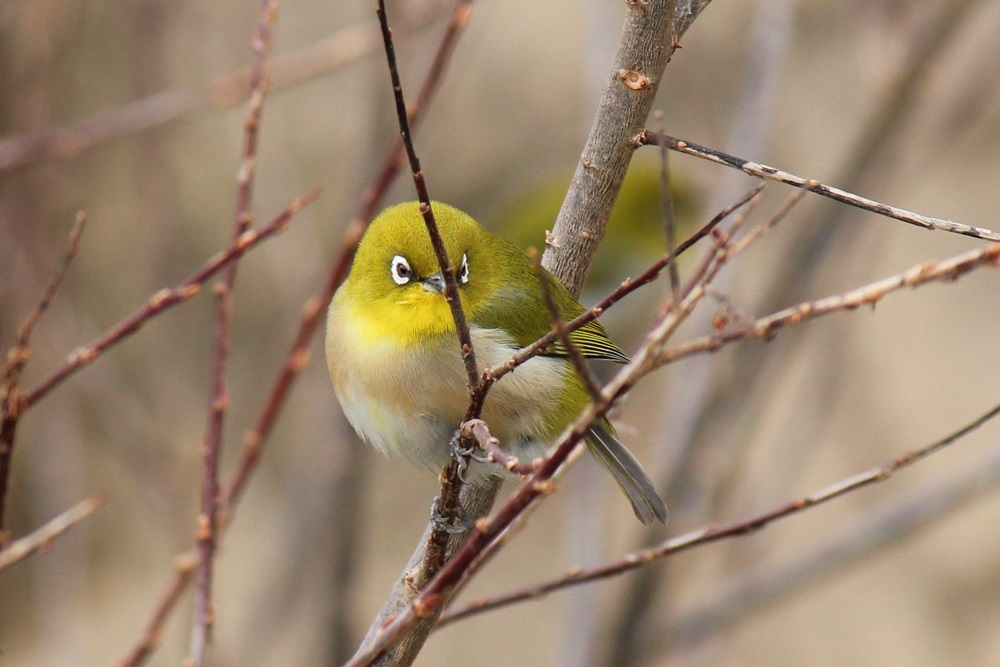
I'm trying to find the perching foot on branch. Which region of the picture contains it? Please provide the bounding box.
[429,495,470,535]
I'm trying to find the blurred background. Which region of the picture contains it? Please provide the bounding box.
[2,0,1000,665]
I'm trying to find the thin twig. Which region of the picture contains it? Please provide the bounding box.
[656,242,1000,369]
[0,494,105,570]
[0,0,448,172]
[463,419,535,476]
[118,556,197,667]
[24,190,316,408]
[121,4,471,664]
[641,131,1000,242]
[221,0,471,518]
[377,0,478,390]
[1,214,86,531]
[9,213,87,364]
[484,184,764,388]
[366,4,477,655]
[189,4,278,664]
[437,402,1000,626]
[654,111,681,301]
[661,435,1000,655]
[534,258,603,402]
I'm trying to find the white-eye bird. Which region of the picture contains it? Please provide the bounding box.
[325,202,667,524]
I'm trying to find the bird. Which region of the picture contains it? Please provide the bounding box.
[325,201,667,524]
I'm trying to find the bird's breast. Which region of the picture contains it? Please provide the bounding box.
[327,295,576,468]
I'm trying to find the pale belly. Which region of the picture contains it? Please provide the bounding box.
[328,310,572,472]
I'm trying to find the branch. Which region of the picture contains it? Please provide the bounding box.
[118,556,197,667]
[0,0,448,172]
[543,0,711,296]
[437,401,1000,626]
[656,241,1000,369]
[642,131,1000,242]
[378,0,478,391]
[24,190,316,409]
[0,494,105,571]
[484,184,764,399]
[188,3,278,664]
[660,434,1000,654]
[119,2,470,663]
[1,214,86,530]
[463,419,536,477]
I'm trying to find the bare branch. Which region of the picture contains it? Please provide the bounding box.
[543,0,712,296]
[377,0,478,390]
[118,556,197,667]
[463,419,536,477]
[437,402,1000,626]
[485,184,764,391]
[0,495,105,571]
[642,131,1000,242]
[24,189,317,409]
[0,0,448,172]
[1,214,86,530]
[661,437,1000,654]
[657,242,1000,369]
[189,3,278,664]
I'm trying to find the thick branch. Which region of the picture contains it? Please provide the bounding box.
[543,0,712,296]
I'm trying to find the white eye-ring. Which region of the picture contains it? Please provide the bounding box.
[459,253,469,284]
[391,255,411,285]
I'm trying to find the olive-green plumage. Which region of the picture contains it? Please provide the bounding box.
[325,202,666,524]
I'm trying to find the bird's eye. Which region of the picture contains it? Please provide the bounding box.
[391,255,411,285]
[459,253,469,284]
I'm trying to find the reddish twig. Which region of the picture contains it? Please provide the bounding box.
[118,556,197,667]
[189,3,278,664]
[482,183,764,389]
[1,214,86,531]
[656,241,1000,369]
[0,494,105,570]
[462,419,536,476]
[219,0,469,511]
[437,401,1000,626]
[24,191,315,410]
[534,257,603,401]
[641,131,1000,242]
[0,0,447,172]
[377,0,477,576]
[121,4,470,664]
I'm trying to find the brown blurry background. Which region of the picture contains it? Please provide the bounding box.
[2,1,1000,665]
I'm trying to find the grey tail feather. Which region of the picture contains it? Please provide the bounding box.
[586,424,668,525]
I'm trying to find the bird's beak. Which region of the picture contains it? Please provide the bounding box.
[422,272,445,293]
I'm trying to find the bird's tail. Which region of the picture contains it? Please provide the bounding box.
[586,421,668,525]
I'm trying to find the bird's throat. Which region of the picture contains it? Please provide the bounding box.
[345,290,457,350]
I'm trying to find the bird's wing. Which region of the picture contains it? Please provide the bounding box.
[473,272,628,364]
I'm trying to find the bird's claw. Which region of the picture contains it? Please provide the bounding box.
[429,496,470,534]
[450,430,486,483]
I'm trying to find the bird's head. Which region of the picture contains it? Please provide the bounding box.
[340,202,499,345]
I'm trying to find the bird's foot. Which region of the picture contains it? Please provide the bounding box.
[429,496,471,535]
[450,430,488,483]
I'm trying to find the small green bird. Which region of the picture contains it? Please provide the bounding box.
[325,202,667,524]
